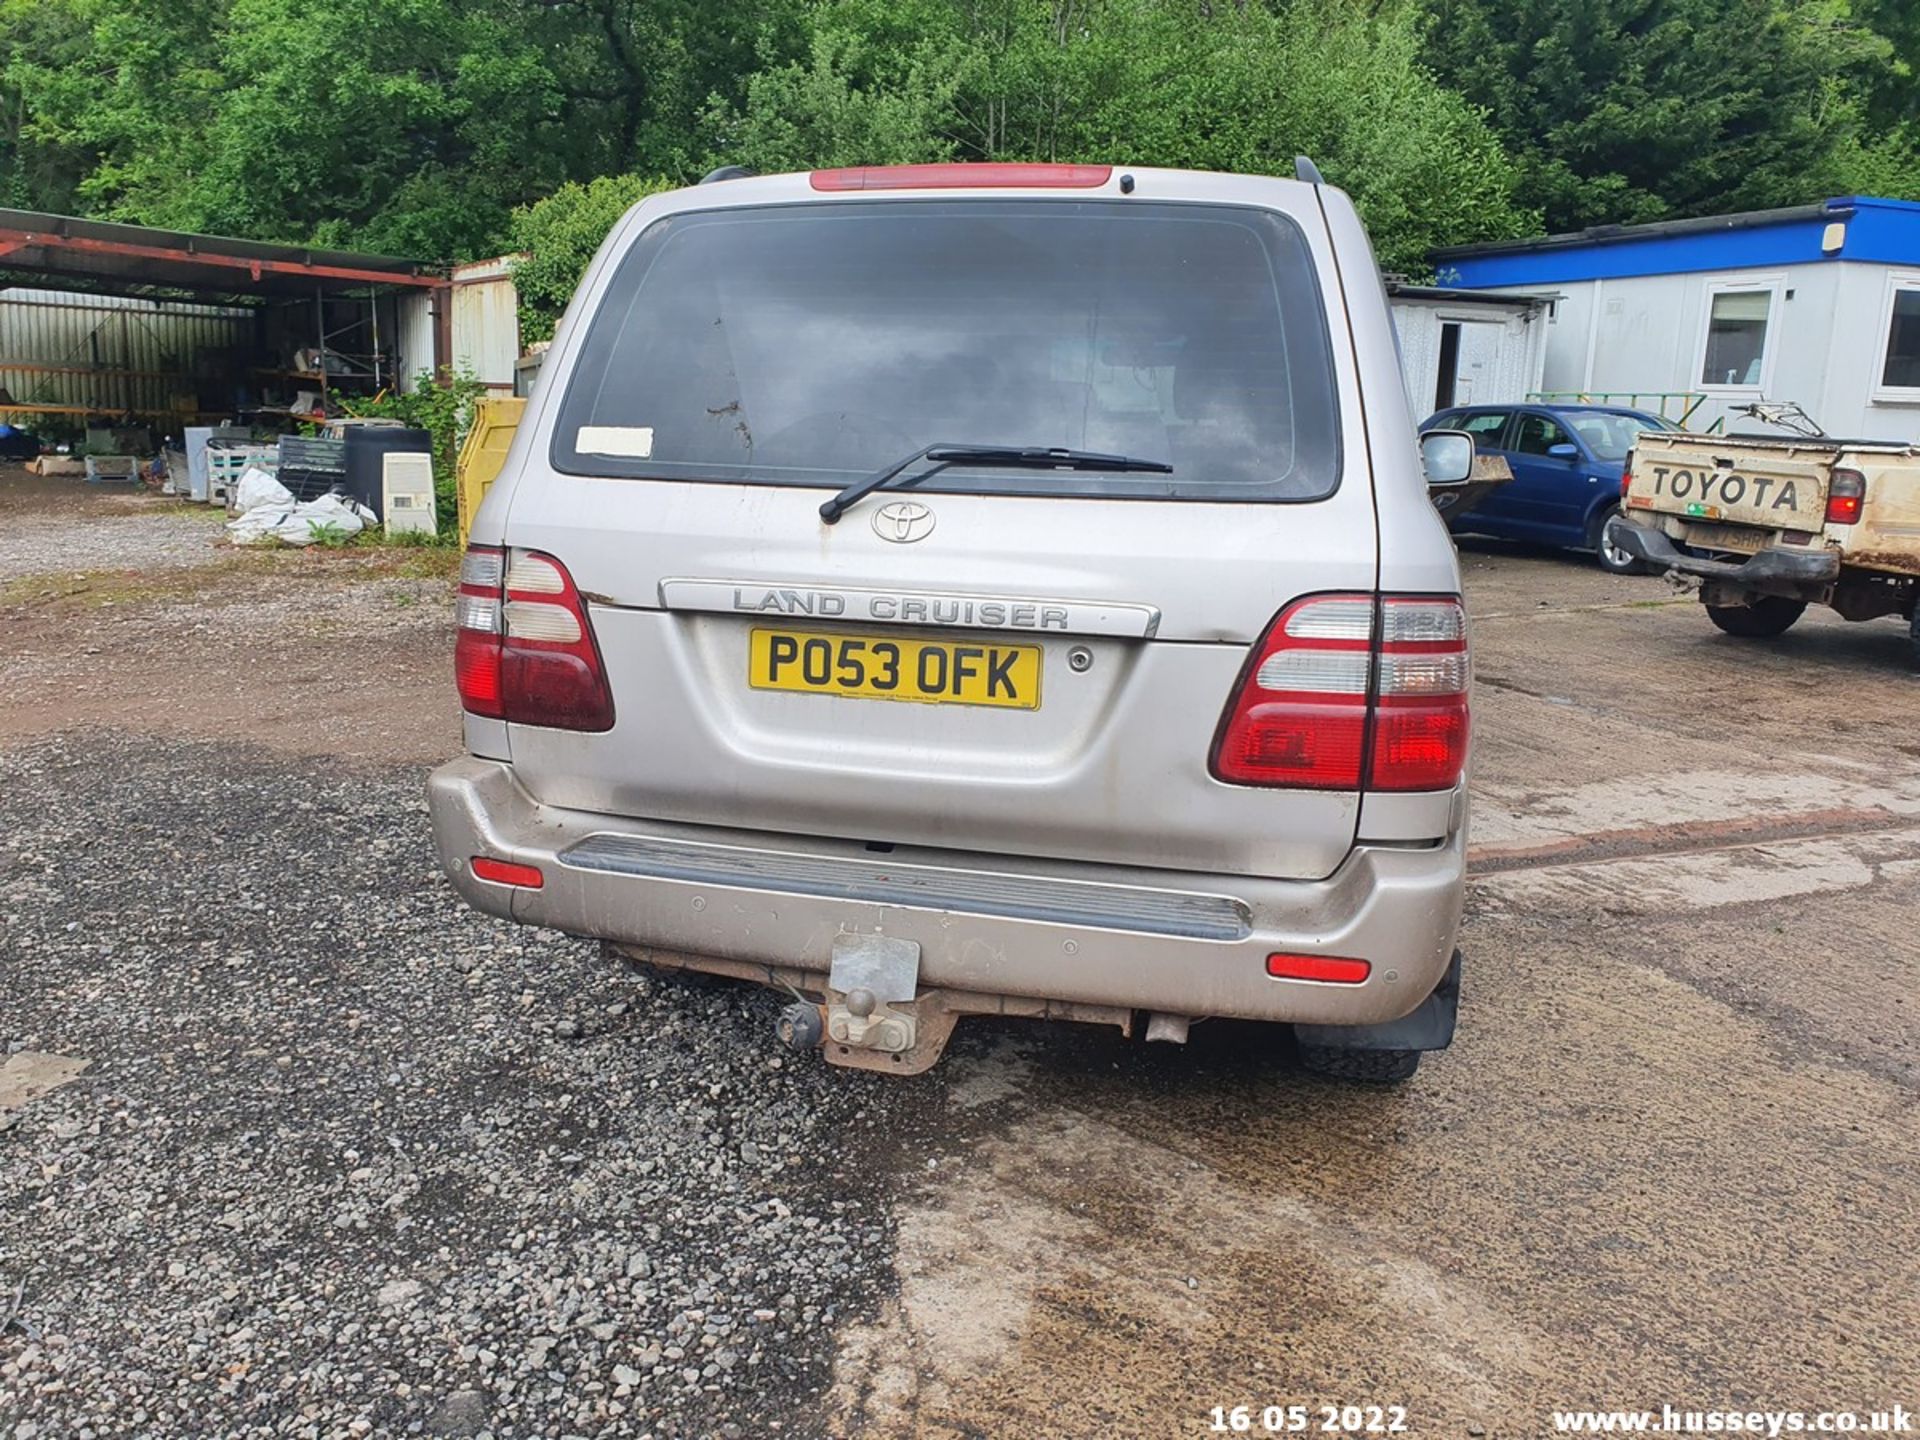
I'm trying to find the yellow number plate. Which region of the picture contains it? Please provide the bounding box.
[748,628,1042,709]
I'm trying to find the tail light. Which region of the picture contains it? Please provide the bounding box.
[1825,469,1865,525]
[1211,595,1469,792]
[455,545,615,731]
[1620,466,1632,498]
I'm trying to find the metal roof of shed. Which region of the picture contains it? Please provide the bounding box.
[1385,281,1553,308]
[0,208,444,300]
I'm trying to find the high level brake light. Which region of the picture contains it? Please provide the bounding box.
[810,163,1113,191]
[455,545,615,731]
[1211,595,1469,792]
[1825,468,1865,525]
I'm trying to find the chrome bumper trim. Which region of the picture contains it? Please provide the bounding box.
[560,833,1252,941]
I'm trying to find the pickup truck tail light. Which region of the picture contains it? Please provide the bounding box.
[1620,466,1633,498]
[1211,595,1469,792]
[456,545,615,731]
[1826,469,1865,525]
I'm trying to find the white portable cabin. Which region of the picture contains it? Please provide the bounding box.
[1433,197,1920,439]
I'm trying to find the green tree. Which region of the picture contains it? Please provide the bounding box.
[711,27,966,173]
[709,0,1537,273]
[507,173,674,341]
[8,0,1913,271]
[0,0,810,257]
[2,0,223,216]
[1422,0,1905,230]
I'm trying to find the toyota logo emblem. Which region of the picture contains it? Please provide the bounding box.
[873,500,937,543]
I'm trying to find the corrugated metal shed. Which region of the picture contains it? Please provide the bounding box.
[451,256,523,391]
[0,287,254,417]
[0,207,451,424]
[0,207,444,297]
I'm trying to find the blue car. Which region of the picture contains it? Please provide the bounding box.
[1420,403,1677,574]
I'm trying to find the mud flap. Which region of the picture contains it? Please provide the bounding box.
[1293,950,1461,1053]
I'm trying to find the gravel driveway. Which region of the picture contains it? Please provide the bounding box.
[0,472,226,585]
[0,732,917,1439]
[4,477,1916,1439]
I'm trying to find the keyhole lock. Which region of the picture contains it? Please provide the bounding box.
[1067,646,1094,673]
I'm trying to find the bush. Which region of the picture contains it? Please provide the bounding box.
[508,175,674,345]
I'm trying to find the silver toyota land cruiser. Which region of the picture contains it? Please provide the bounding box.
[429,161,1474,1081]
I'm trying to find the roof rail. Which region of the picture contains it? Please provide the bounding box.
[699,165,754,184]
[1294,156,1325,184]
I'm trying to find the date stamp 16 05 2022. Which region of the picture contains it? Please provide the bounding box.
[1208,1404,1411,1434]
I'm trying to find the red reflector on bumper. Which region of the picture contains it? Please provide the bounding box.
[471,856,544,889]
[1266,953,1371,984]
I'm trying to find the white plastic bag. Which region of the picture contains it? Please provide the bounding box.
[225,491,375,546]
[272,492,370,546]
[233,466,292,514]
[226,501,295,545]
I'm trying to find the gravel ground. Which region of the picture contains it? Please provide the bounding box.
[7,472,1915,1438]
[0,732,922,1440]
[0,497,225,585]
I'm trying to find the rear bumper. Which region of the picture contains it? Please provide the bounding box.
[1607,517,1840,587]
[427,756,1465,1028]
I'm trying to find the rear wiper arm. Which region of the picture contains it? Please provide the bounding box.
[818,444,1173,524]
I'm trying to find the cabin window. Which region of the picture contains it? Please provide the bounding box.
[1877,276,1920,399]
[1698,284,1776,390]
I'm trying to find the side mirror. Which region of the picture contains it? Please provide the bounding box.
[1547,442,1580,460]
[1420,429,1474,487]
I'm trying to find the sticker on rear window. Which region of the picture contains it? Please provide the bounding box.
[576,425,654,458]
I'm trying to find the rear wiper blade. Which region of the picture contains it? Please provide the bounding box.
[818,444,1173,524]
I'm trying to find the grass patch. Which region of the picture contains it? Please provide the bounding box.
[0,555,256,609]
[374,525,460,550]
[163,500,237,525]
[374,546,461,580]
[0,542,458,613]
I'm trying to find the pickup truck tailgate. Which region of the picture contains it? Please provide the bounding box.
[1627,436,1829,531]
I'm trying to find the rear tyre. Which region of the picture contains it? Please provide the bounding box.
[1591,503,1645,575]
[1296,1044,1421,1084]
[1704,596,1806,638]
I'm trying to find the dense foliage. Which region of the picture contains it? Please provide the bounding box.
[1423,0,1914,231]
[3,0,1915,286]
[507,175,673,342]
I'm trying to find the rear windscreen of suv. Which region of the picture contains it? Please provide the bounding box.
[551,199,1341,502]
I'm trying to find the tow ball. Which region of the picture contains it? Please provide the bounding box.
[776,988,916,1057]
[773,934,959,1075]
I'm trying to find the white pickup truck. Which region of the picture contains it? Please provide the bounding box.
[1607,428,1920,666]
